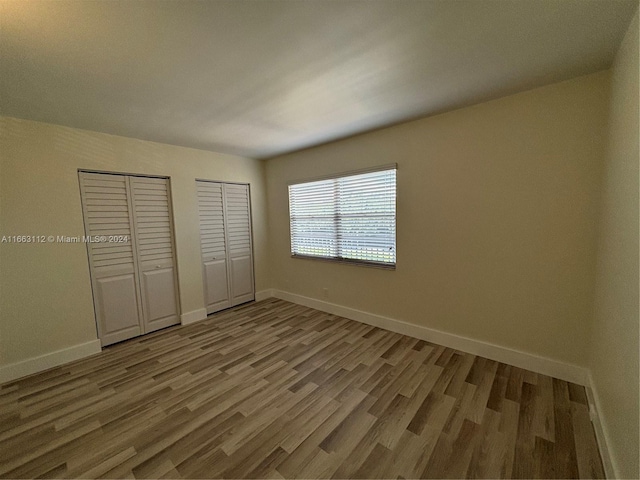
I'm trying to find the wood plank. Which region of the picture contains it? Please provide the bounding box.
[0,298,604,479]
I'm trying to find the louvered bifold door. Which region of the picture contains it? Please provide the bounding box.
[223,183,255,306]
[79,172,143,346]
[197,181,231,314]
[130,177,180,332]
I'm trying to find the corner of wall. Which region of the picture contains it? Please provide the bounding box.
[255,289,275,302]
[587,6,640,479]
[585,371,617,479]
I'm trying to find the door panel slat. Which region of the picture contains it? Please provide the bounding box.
[196,181,230,314]
[80,172,180,347]
[79,172,143,347]
[131,177,180,332]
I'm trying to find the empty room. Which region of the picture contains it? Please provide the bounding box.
[0,0,638,479]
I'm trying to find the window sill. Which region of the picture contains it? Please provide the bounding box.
[291,254,396,270]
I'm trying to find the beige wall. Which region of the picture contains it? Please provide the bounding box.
[590,9,639,479]
[265,71,610,367]
[0,117,268,366]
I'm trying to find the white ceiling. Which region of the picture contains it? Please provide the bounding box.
[0,0,637,159]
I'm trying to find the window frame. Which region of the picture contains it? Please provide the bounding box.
[287,164,397,270]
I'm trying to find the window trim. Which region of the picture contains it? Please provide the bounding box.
[290,253,396,270]
[286,163,397,186]
[288,164,397,270]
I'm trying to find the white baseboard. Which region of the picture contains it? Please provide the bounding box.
[180,308,208,326]
[255,289,275,302]
[0,339,102,385]
[585,371,617,479]
[271,289,589,386]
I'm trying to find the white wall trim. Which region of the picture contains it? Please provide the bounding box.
[180,308,208,326]
[0,340,102,385]
[271,289,589,386]
[255,289,275,302]
[585,371,617,479]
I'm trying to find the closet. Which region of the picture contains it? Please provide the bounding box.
[196,180,255,314]
[79,172,180,346]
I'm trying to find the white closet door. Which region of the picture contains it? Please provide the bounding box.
[79,172,143,346]
[197,181,231,314]
[224,183,255,306]
[130,176,180,332]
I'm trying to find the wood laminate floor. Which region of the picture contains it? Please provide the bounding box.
[0,299,604,479]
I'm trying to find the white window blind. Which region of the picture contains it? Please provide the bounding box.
[288,166,396,268]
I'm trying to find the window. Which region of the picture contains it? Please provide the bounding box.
[288,165,396,268]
